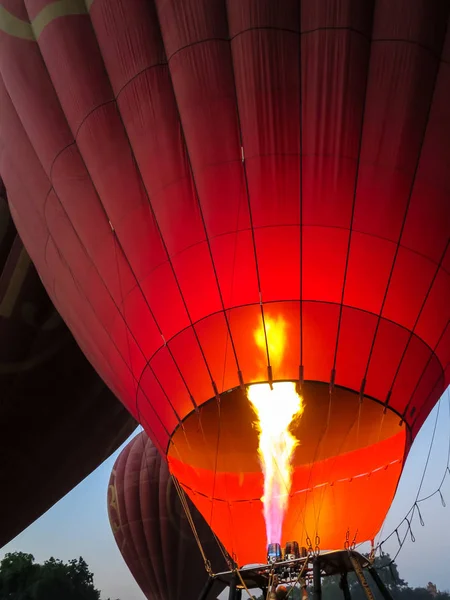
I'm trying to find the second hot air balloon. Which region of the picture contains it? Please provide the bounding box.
[108,431,226,600]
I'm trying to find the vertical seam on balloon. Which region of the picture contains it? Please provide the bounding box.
[221,143,247,393]
[5,136,123,408]
[390,239,449,418]
[109,108,227,468]
[298,5,304,373]
[209,397,222,529]
[84,35,222,411]
[47,237,126,399]
[48,203,174,431]
[202,1,250,555]
[331,12,376,375]
[157,447,173,597]
[362,19,450,401]
[228,12,309,546]
[46,228,173,439]
[160,7,243,524]
[297,5,311,548]
[45,191,179,431]
[224,0,272,373]
[114,445,129,549]
[13,11,179,414]
[106,154,212,407]
[110,232,183,435]
[139,432,167,595]
[132,433,158,593]
[0,80,147,404]
[101,176,199,411]
[0,15,179,428]
[312,375,382,543]
[113,226,140,417]
[89,2,233,473]
[26,5,197,418]
[294,4,378,542]
[125,436,154,589]
[158,44,244,386]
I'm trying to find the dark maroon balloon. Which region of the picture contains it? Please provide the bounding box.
[108,432,226,600]
[0,183,135,547]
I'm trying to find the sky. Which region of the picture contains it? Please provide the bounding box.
[1,389,450,600]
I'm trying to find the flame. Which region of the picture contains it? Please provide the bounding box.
[247,316,304,545]
[248,382,303,545]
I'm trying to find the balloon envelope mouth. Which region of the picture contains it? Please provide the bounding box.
[168,381,405,473]
[167,381,406,566]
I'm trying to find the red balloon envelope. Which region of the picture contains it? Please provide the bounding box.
[0,0,449,566]
[108,432,226,600]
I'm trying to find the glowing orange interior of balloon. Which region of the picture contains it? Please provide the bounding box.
[167,316,407,566]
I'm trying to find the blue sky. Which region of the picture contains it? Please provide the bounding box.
[1,389,449,600]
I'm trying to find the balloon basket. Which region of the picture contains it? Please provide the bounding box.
[198,550,394,600]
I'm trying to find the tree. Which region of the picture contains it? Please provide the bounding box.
[0,551,39,599]
[0,552,103,600]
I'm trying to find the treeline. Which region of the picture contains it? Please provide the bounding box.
[0,552,119,600]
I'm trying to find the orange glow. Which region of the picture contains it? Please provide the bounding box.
[248,316,304,545]
[254,315,288,372]
[168,382,406,566]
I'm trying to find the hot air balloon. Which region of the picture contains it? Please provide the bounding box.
[108,431,226,600]
[0,0,449,572]
[0,181,136,547]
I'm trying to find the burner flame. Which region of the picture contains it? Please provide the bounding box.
[248,317,304,545]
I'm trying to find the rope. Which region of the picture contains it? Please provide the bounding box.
[285,557,309,600]
[348,553,375,600]
[171,475,214,576]
[235,568,256,600]
[211,530,236,572]
[266,568,276,600]
[374,388,450,567]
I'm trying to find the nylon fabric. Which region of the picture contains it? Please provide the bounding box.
[108,431,226,600]
[0,0,449,568]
